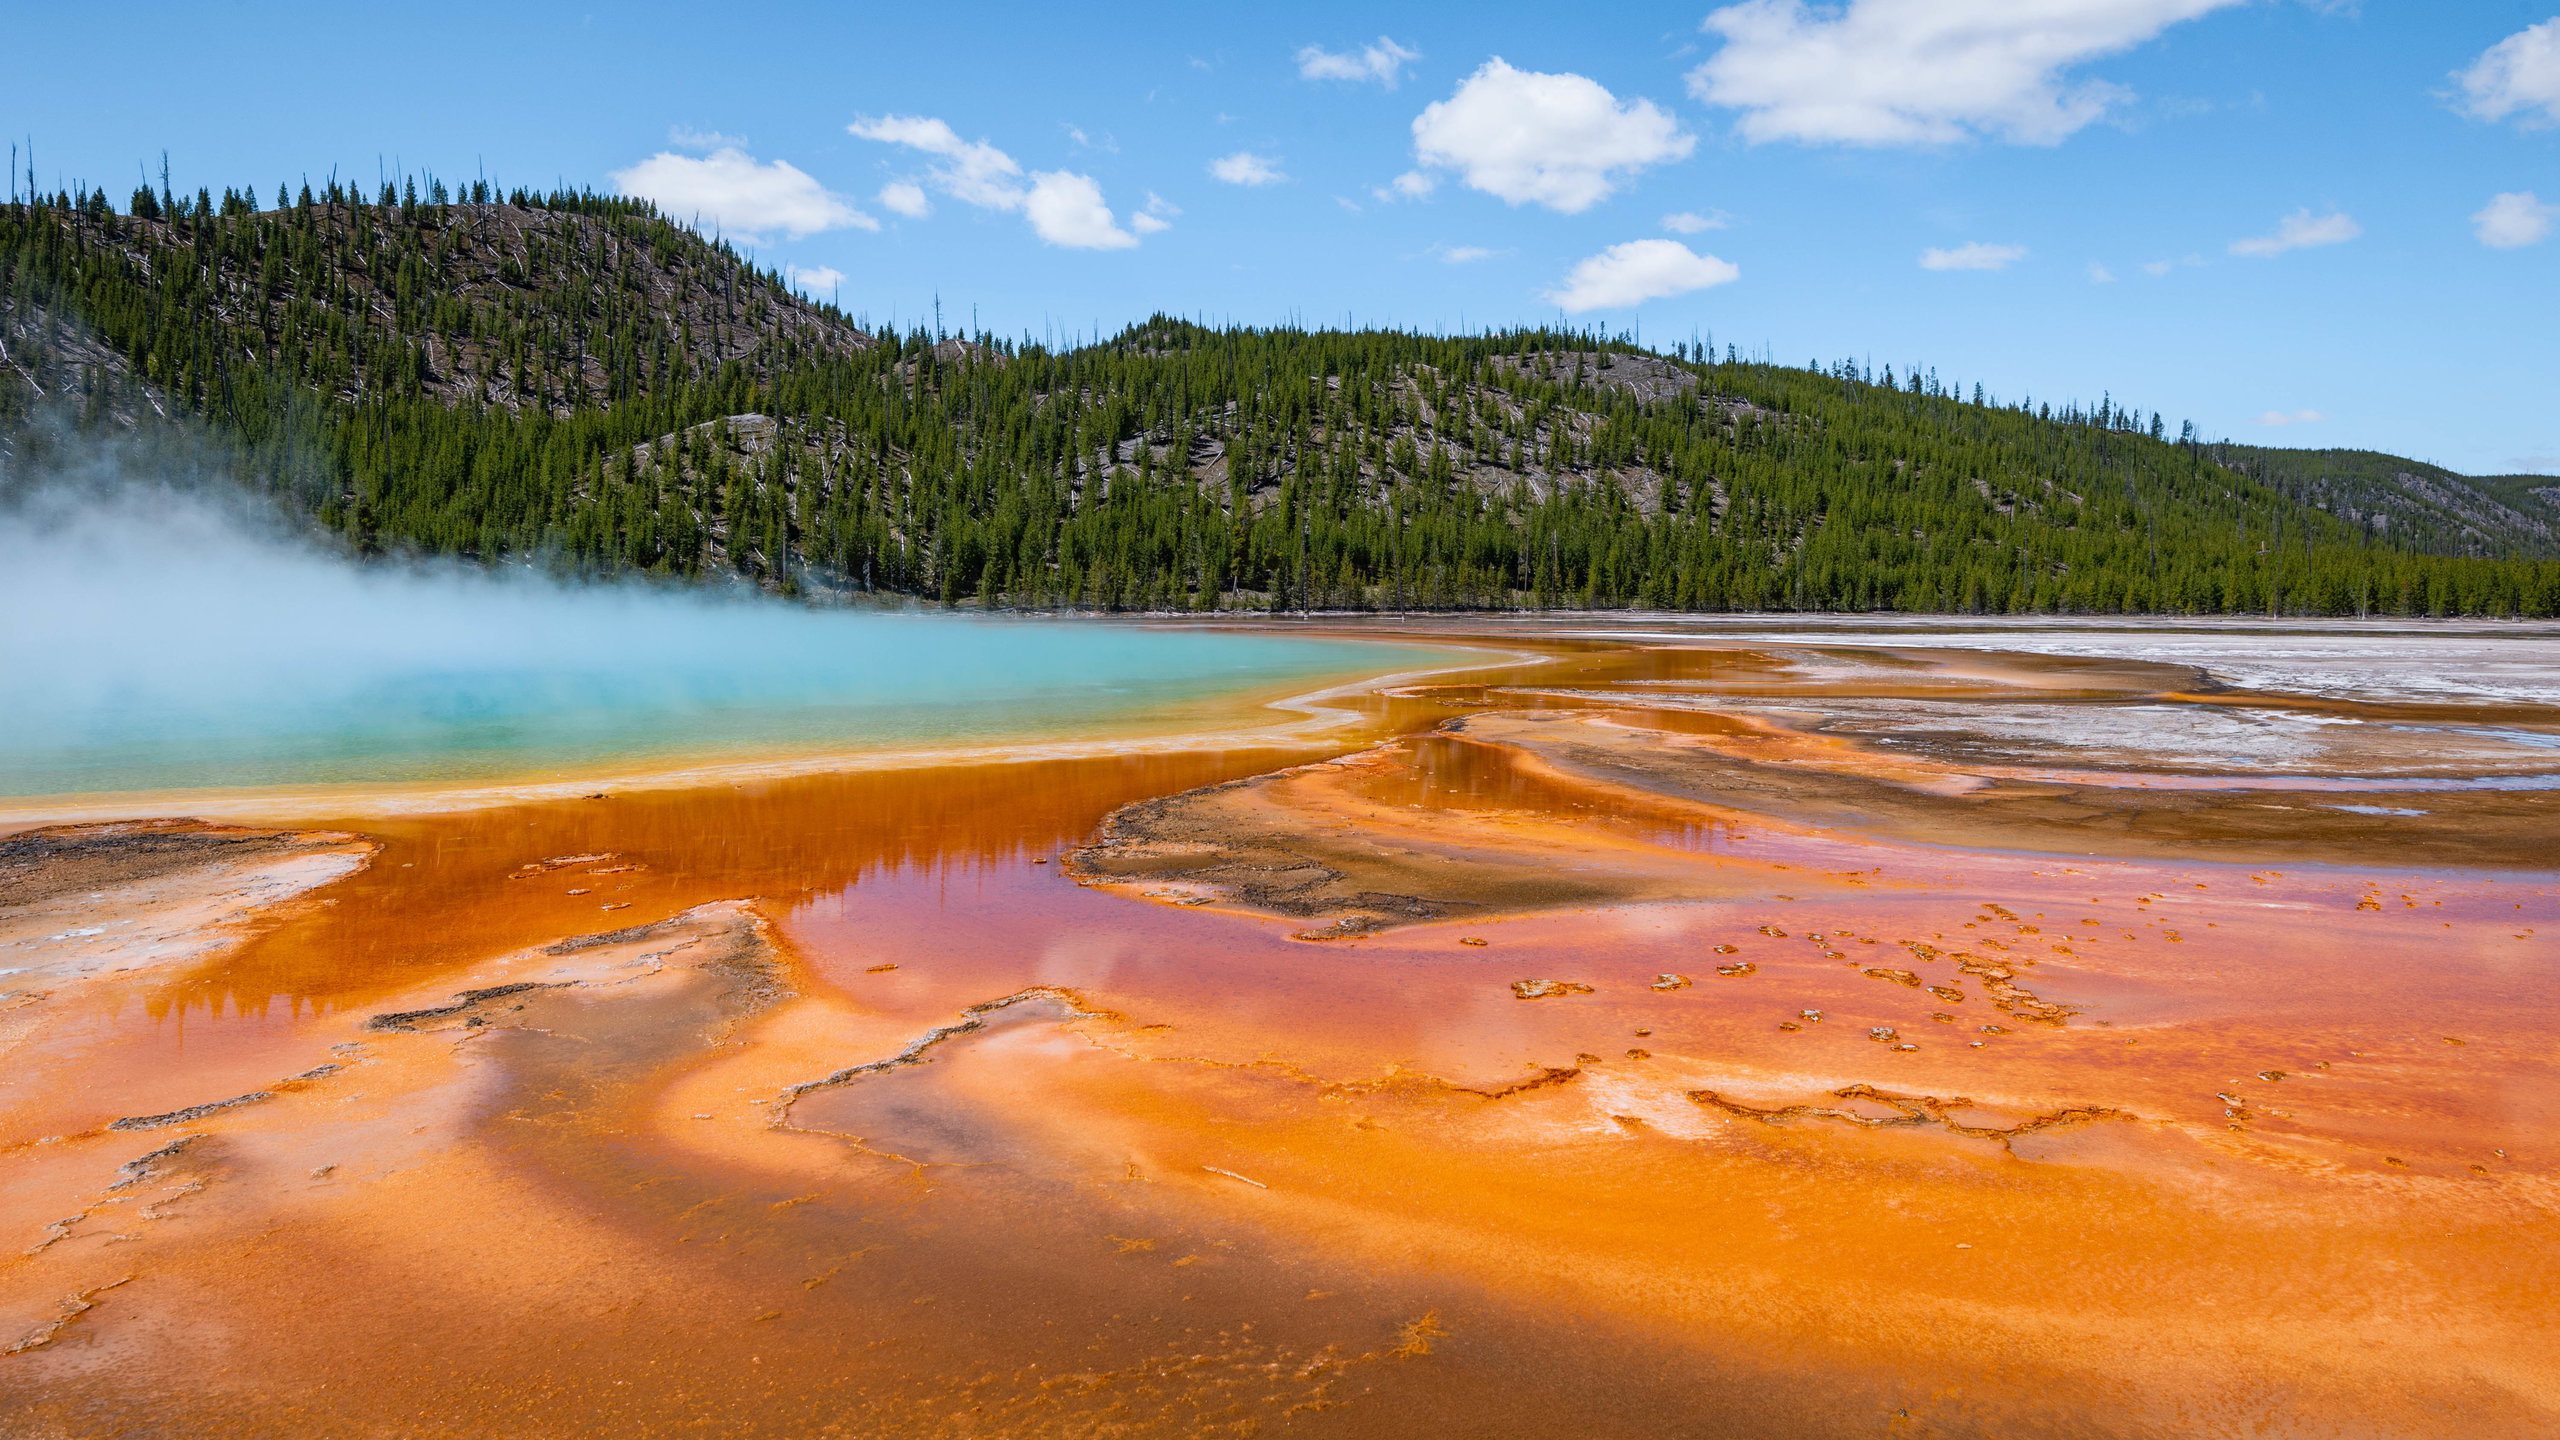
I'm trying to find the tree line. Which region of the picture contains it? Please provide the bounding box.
[3,174,2554,618]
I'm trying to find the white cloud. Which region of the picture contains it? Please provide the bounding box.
[1546,239,1739,312]
[850,114,1145,249]
[1132,192,1178,235]
[2229,208,2360,258]
[2141,258,2174,276]
[1298,38,1420,88]
[1920,241,2027,271]
[848,114,1025,209]
[2087,261,2116,282]
[1688,0,2240,146]
[1210,151,1286,186]
[1409,59,1695,213]
[2473,190,2556,248]
[1430,244,1497,263]
[2256,409,2323,427]
[785,264,845,296]
[1379,170,1438,202]
[878,181,930,218]
[668,125,748,152]
[2455,19,2560,128]
[1023,170,1137,250]
[1662,210,1731,233]
[610,147,875,240]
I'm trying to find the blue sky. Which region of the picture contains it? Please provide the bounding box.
[9,2,2557,474]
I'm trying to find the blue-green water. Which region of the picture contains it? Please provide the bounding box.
[0,491,1418,799]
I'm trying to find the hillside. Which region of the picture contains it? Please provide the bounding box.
[2210,445,2560,561]
[3,177,2554,617]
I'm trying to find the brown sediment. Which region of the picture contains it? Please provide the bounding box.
[1065,730,1844,931]
[1509,978,1594,999]
[0,819,334,906]
[104,1091,276,1132]
[0,819,378,1134]
[772,985,1112,1114]
[2,1274,132,1355]
[3,622,2558,1436]
[1470,706,2560,872]
[1909,941,2079,1025]
[106,1135,199,1189]
[1690,1082,2137,1152]
[362,981,573,1032]
[1071,692,2554,937]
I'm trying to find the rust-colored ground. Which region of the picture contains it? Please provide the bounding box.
[3,625,2554,1437]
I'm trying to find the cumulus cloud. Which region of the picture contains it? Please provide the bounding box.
[1299,37,1420,87]
[1379,171,1438,202]
[2087,261,2116,282]
[1688,0,2239,146]
[2454,18,2560,128]
[611,147,875,239]
[1210,151,1286,186]
[878,181,931,218]
[1430,244,1497,263]
[1920,241,2027,271]
[1661,210,1730,233]
[2229,208,2360,258]
[848,114,1025,208]
[1132,192,1179,235]
[1023,171,1137,250]
[1546,239,1739,312]
[785,264,845,297]
[850,114,1143,249]
[2256,409,2323,427]
[1407,59,1694,213]
[2473,190,2556,248]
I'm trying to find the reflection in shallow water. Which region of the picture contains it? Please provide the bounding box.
[2,619,2556,1437]
[166,749,1317,1022]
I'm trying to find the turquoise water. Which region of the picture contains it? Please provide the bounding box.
[0,492,1417,798]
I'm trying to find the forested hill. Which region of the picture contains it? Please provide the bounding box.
[3,177,2554,618]
[2212,445,2558,562]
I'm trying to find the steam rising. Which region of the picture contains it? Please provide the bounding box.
[0,480,1367,797]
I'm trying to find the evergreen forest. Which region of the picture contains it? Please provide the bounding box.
[4,172,2555,618]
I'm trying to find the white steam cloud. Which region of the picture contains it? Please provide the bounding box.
[0,479,1360,796]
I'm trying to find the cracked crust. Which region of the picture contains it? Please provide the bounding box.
[1691,1083,2134,1153]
